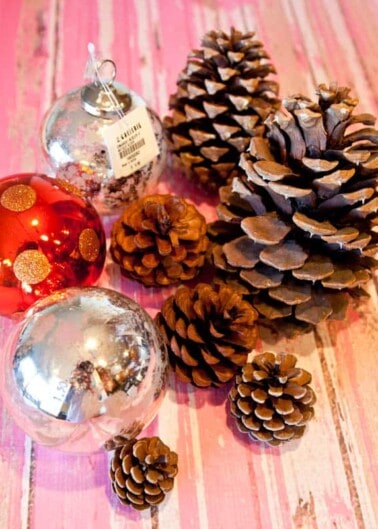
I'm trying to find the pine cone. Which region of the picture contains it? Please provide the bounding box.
[229,352,315,446]
[110,194,209,286]
[109,437,178,510]
[164,28,280,193]
[210,84,378,334]
[155,283,258,388]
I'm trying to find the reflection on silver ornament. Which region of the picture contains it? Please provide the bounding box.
[0,287,168,453]
[40,54,167,215]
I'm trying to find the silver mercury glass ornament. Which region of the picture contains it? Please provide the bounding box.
[40,46,167,215]
[0,287,168,453]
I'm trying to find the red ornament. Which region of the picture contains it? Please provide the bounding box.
[0,173,106,316]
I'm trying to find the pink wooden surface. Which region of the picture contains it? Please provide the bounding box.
[0,1,378,528]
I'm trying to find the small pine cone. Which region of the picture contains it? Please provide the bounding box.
[110,194,209,287]
[155,283,258,388]
[210,84,378,334]
[164,28,280,193]
[229,352,316,446]
[109,437,178,510]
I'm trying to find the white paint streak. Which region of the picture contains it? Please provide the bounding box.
[97,0,114,58]
[149,0,168,114]
[42,0,60,106]
[288,0,328,84]
[188,390,210,529]
[259,451,286,529]
[217,7,232,31]
[192,3,205,44]
[20,437,33,529]
[156,384,181,529]
[198,1,219,31]
[134,0,157,108]
[279,335,362,528]
[320,0,376,111]
[318,328,377,529]
[238,3,257,31]
[280,0,316,96]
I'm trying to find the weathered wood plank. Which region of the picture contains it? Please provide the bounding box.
[0,1,378,528]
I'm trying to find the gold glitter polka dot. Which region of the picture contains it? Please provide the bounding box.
[56,179,83,198]
[13,250,51,284]
[0,184,37,212]
[78,228,100,262]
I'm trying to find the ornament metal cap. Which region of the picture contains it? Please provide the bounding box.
[81,58,132,118]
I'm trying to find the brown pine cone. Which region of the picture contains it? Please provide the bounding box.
[110,194,209,286]
[109,436,178,510]
[210,84,378,335]
[155,283,258,388]
[229,352,315,446]
[164,28,280,193]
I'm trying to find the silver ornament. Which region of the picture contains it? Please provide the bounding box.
[40,57,167,215]
[0,287,168,453]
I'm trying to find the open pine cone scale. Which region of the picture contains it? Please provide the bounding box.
[111,194,209,287]
[110,437,178,510]
[156,283,258,388]
[210,84,378,334]
[229,352,316,445]
[164,28,280,192]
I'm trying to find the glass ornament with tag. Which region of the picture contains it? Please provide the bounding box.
[40,45,167,215]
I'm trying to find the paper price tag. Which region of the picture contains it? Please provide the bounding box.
[102,105,160,179]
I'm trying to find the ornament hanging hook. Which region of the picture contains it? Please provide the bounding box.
[84,42,124,119]
[86,43,117,85]
[97,59,117,85]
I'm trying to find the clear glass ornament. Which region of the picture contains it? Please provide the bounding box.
[0,287,168,453]
[40,47,167,215]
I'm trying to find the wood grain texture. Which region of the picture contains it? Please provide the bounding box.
[0,1,378,528]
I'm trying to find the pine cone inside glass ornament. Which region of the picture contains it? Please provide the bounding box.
[110,194,209,287]
[155,283,258,388]
[109,437,178,510]
[164,28,280,193]
[209,84,378,335]
[229,352,315,446]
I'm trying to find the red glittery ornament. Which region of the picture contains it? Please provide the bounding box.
[0,173,106,316]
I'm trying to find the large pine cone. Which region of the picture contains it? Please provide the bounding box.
[109,437,178,510]
[164,28,280,193]
[229,352,315,446]
[210,84,378,334]
[110,194,209,286]
[155,283,258,388]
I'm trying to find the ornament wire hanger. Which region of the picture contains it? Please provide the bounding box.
[86,42,125,120]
